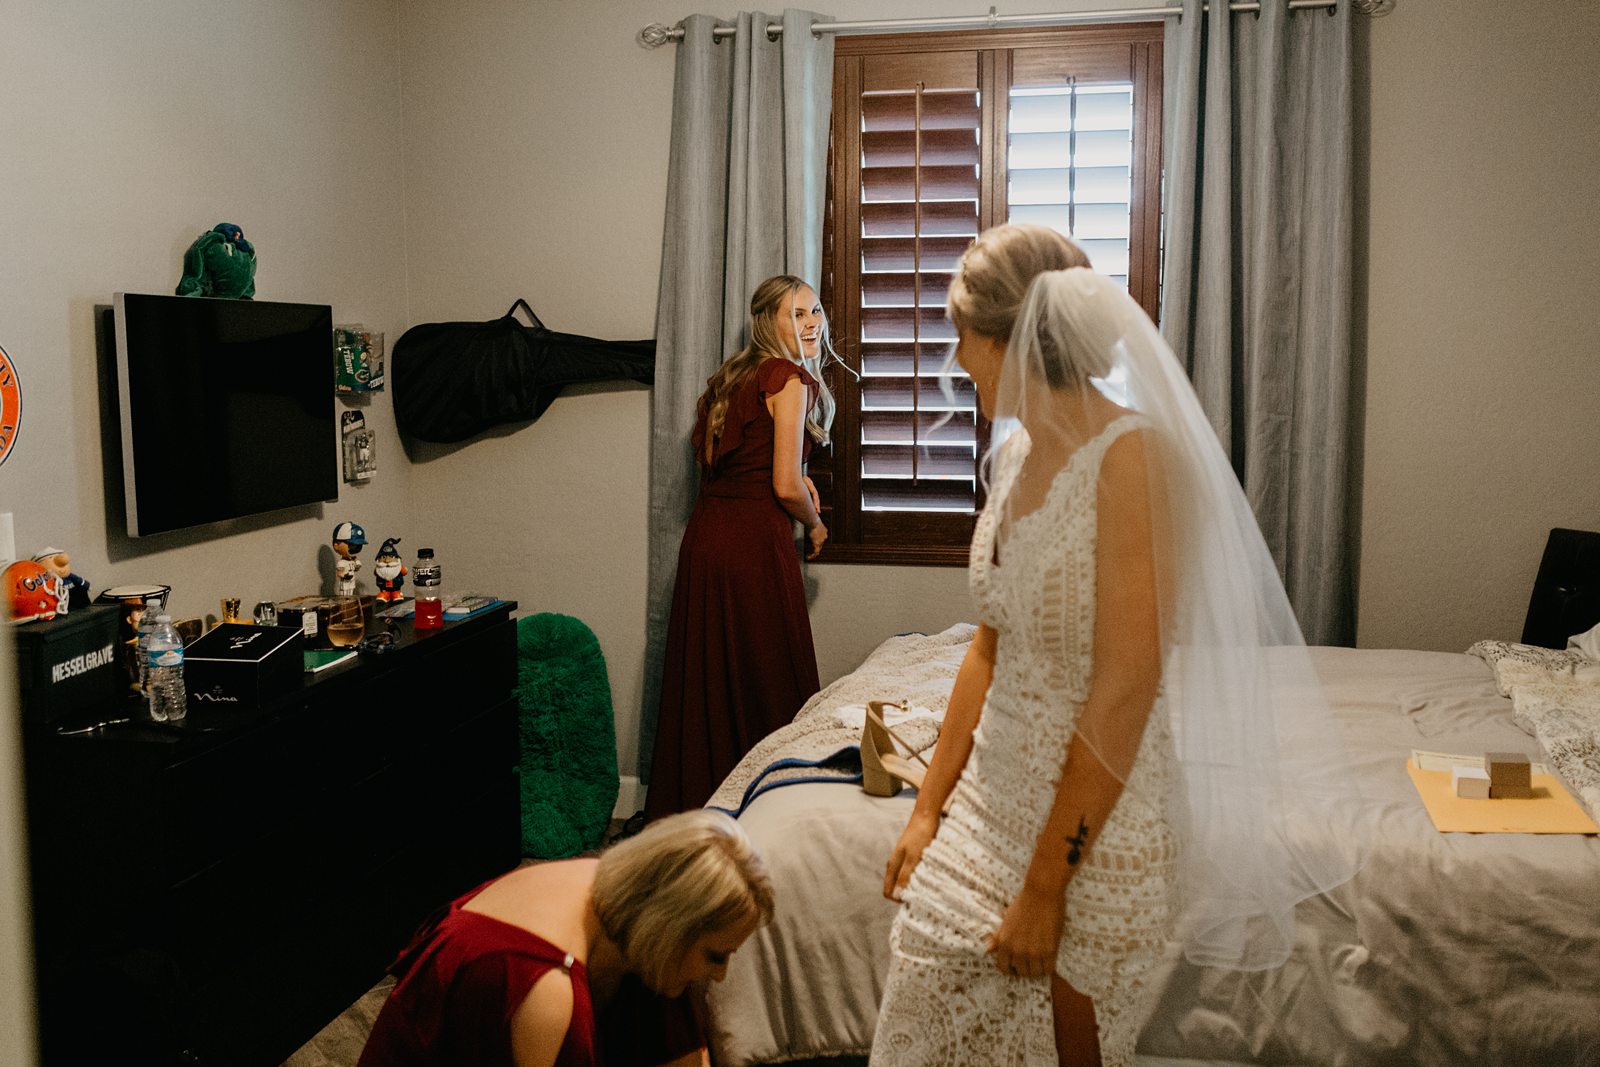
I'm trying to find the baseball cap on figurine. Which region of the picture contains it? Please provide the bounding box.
[4,559,60,623]
[332,521,367,546]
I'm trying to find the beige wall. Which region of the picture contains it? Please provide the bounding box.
[0,1,415,626]
[1357,0,1600,651]
[3,0,1596,894]
[393,0,1600,788]
[0,621,33,1067]
[2,6,413,1044]
[393,0,1158,781]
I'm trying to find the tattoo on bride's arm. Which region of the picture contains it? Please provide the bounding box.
[1066,816,1091,866]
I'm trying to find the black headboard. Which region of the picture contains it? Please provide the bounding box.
[1522,528,1600,649]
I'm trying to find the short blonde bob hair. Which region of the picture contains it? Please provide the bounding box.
[591,810,774,991]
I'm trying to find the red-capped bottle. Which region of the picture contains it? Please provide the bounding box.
[413,548,443,629]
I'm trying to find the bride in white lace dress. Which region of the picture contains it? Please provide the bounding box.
[870,225,1365,1067]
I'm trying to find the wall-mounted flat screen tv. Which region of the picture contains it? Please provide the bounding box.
[113,293,338,537]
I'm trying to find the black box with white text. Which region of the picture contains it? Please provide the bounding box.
[185,624,304,712]
[12,604,122,724]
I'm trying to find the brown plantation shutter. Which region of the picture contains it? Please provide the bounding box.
[860,60,982,515]
[823,48,996,561]
[818,27,1162,565]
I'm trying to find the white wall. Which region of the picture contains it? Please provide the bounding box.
[0,0,415,624]
[1357,0,1600,651]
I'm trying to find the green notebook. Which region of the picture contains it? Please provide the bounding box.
[304,648,359,673]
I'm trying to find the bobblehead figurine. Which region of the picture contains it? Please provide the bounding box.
[331,521,367,596]
[31,547,90,613]
[372,537,407,602]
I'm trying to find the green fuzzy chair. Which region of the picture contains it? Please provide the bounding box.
[516,613,619,858]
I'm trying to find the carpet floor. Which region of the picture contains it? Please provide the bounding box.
[281,976,393,1067]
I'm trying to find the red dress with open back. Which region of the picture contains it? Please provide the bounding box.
[356,879,702,1067]
[644,358,822,818]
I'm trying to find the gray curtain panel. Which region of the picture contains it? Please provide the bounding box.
[639,9,832,781]
[1162,0,1356,646]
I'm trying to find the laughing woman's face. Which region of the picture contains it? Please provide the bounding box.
[777,285,823,361]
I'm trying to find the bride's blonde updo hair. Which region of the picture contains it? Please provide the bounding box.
[947,223,1089,340]
[948,224,1106,388]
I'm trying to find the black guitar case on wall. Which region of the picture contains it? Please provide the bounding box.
[392,299,655,444]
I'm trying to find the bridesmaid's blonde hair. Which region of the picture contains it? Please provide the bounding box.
[698,275,837,466]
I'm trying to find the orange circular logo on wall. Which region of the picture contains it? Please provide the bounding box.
[0,341,20,468]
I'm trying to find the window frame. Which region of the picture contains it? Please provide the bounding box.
[814,23,1165,566]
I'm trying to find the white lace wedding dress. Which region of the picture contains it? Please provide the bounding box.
[871,417,1177,1067]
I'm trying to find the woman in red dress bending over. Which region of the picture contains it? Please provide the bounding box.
[357,810,773,1067]
[645,275,837,818]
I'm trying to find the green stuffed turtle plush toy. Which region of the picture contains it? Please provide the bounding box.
[176,222,257,299]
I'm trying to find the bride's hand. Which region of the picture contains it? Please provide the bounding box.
[985,883,1064,979]
[883,811,939,902]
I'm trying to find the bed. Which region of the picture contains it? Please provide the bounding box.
[704,622,1600,1065]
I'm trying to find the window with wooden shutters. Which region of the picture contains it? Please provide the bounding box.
[814,24,1163,565]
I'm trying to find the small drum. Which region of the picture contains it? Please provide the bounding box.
[97,584,174,692]
[97,583,173,607]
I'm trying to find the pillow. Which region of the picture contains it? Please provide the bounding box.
[1569,620,1600,660]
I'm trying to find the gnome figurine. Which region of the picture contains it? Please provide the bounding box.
[372,537,407,603]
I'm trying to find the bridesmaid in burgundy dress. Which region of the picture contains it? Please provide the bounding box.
[356,810,773,1067]
[645,276,837,819]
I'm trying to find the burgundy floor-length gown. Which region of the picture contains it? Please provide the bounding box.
[645,358,822,818]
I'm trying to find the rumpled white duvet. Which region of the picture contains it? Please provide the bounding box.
[1467,634,1600,821]
[706,630,1600,1066]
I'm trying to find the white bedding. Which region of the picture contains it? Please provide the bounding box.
[706,632,1600,1066]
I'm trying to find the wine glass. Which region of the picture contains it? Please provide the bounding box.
[325,596,365,648]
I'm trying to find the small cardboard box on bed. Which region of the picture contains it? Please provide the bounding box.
[1410,752,1598,834]
[1452,766,1491,800]
[1486,751,1534,798]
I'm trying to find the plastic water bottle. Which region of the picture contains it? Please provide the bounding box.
[413,548,443,630]
[134,596,166,693]
[146,613,188,722]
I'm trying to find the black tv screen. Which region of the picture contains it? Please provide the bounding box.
[113,293,338,537]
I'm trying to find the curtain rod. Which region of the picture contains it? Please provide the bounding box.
[637,1,1393,47]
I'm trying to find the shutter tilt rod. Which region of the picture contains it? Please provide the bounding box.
[910,82,924,485]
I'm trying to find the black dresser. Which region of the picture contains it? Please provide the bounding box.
[23,603,520,1066]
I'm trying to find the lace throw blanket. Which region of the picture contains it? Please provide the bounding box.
[1466,639,1600,818]
[707,624,975,814]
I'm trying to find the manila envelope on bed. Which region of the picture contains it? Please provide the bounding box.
[1406,760,1600,834]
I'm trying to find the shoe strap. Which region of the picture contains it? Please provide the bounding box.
[866,701,931,770]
